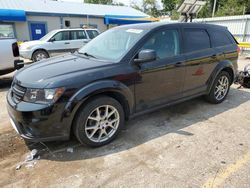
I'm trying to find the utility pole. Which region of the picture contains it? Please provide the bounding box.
[212,0,217,17]
[243,5,246,15]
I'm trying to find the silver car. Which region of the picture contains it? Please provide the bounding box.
[19,28,100,62]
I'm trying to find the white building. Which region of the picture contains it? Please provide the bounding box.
[0,0,149,41]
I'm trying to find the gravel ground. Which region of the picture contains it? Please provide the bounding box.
[0,56,249,188]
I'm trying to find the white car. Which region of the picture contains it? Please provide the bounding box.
[19,28,100,62]
[0,38,24,75]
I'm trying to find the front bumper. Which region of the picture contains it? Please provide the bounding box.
[7,90,71,142]
[14,59,24,70]
[19,49,33,60]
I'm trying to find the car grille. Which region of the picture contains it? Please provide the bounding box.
[11,83,26,103]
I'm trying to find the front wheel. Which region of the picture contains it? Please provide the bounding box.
[205,71,231,104]
[32,50,49,62]
[73,96,125,147]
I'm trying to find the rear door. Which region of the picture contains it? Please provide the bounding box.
[208,28,238,69]
[182,27,216,97]
[70,30,88,50]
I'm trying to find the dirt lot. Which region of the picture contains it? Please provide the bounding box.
[0,57,250,188]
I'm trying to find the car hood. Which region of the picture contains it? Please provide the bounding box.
[20,40,45,49]
[15,53,116,88]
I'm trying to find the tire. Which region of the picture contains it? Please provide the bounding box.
[32,50,49,62]
[73,96,125,147]
[205,71,231,104]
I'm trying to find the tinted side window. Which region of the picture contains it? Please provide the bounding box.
[209,30,232,47]
[52,31,70,41]
[141,29,180,59]
[86,30,99,39]
[78,31,87,39]
[70,31,87,40]
[184,29,210,53]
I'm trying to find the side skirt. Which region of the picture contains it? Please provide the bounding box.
[129,91,207,119]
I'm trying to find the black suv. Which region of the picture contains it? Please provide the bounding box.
[7,23,239,146]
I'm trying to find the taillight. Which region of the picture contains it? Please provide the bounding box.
[237,46,241,54]
[12,42,20,57]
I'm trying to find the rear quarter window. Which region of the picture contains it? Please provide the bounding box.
[209,29,233,47]
[86,30,99,39]
[183,28,211,53]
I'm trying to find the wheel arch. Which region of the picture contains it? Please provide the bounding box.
[221,67,234,84]
[207,60,235,93]
[32,48,50,59]
[75,90,132,120]
[63,80,135,135]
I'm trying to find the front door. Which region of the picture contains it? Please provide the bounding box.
[135,28,185,112]
[30,22,46,40]
[47,31,72,56]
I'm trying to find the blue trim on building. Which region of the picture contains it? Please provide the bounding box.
[104,15,151,25]
[105,15,146,18]
[28,21,48,40]
[0,9,26,22]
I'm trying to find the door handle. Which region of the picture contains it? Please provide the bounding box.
[175,61,185,67]
[211,54,217,58]
[64,42,70,44]
[212,53,224,58]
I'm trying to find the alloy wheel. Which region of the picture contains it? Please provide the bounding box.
[36,53,47,61]
[214,75,229,101]
[85,105,120,143]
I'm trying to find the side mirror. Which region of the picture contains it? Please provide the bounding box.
[49,38,55,42]
[134,49,156,64]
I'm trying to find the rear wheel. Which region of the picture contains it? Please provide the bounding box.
[73,96,125,147]
[205,71,231,104]
[32,50,49,62]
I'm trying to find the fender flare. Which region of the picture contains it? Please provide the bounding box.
[63,80,135,121]
[207,60,235,93]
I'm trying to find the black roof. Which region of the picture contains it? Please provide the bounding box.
[115,22,227,31]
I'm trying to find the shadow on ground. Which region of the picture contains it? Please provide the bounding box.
[22,87,250,162]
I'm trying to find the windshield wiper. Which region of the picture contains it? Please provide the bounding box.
[78,51,97,59]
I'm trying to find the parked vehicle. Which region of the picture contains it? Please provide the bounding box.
[19,28,100,62]
[0,38,24,75]
[7,23,239,147]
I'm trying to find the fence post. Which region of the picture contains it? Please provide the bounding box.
[243,17,249,42]
[242,17,249,54]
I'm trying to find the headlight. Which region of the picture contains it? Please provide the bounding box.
[20,45,33,50]
[23,88,65,104]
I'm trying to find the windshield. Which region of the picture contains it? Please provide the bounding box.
[39,30,58,41]
[78,27,146,61]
